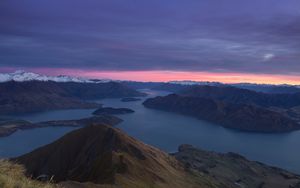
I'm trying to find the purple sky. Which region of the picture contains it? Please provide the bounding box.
[0,0,300,82]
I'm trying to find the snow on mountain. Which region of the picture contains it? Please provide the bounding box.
[169,80,222,86]
[169,80,300,88]
[0,70,111,83]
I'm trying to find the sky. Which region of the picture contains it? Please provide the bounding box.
[0,0,300,84]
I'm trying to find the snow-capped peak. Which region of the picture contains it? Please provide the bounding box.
[168,80,300,88]
[169,80,222,86]
[0,70,111,83]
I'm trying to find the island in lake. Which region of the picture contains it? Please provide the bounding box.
[121,97,142,102]
[93,107,135,115]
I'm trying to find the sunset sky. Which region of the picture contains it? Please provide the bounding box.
[0,0,300,84]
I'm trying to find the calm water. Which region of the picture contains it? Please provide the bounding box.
[0,89,300,174]
[2,108,96,123]
[0,127,77,157]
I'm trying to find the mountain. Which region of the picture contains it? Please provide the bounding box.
[0,70,111,83]
[3,71,300,94]
[179,85,300,108]
[59,81,145,99]
[152,81,300,94]
[0,81,145,115]
[174,145,300,188]
[169,80,222,86]
[232,83,300,94]
[121,81,164,89]
[11,124,300,188]
[143,94,300,132]
[0,81,99,115]
[153,83,191,92]
[14,125,207,188]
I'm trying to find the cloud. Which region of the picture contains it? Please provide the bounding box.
[263,53,275,61]
[0,0,300,76]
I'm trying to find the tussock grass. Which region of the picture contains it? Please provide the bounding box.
[0,159,58,188]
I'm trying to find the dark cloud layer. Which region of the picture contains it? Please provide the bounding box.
[0,0,300,75]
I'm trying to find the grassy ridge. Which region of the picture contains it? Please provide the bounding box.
[0,160,57,188]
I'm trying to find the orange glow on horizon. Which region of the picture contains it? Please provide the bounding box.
[2,67,300,85]
[46,69,300,85]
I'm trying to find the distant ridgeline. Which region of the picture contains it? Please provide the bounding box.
[143,85,300,133]
[151,81,300,94]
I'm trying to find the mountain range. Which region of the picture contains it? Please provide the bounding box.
[0,80,144,115]
[153,82,300,94]
[3,71,300,94]
[0,70,111,83]
[178,85,300,108]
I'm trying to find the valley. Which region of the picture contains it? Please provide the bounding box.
[2,1,300,187]
[2,89,300,175]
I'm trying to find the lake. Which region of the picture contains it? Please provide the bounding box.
[1,89,300,174]
[0,127,77,157]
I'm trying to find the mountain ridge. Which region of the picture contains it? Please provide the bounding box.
[13,124,207,188]
[179,85,300,108]
[143,94,300,133]
[0,70,111,83]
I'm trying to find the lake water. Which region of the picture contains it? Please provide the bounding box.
[0,127,77,157]
[1,108,96,123]
[0,89,300,174]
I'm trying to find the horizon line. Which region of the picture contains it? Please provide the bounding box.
[1,67,300,86]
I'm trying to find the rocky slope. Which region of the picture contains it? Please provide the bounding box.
[174,145,300,188]
[143,94,300,132]
[0,81,144,115]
